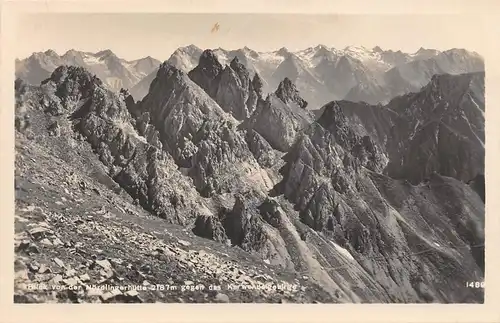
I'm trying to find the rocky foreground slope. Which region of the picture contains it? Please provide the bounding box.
[14,50,485,303]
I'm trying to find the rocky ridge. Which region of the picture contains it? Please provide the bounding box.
[14,70,330,303]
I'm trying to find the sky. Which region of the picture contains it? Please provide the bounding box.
[15,13,485,61]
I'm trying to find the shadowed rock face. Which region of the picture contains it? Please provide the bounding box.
[134,62,263,198]
[274,71,485,303]
[327,72,485,186]
[275,77,308,109]
[17,66,208,226]
[188,52,260,121]
[468,174,485,203]
[14,52,485,304]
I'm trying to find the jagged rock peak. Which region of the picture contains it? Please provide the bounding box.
[252,73,264,96]
[241,46,259,58]
[229,56,250,80]
[316,101,348,130]
[182,44,202,52]
[228,56,252,90]
[424,72,478,101]
[44,65,103,88]
[198,49,223,72]
[315,44,328,50]
[156,61,186,82]
[187,50,224,98]
[275,77,308,109]
[229,56,244,70]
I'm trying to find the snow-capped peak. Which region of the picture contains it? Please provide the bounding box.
[17,49,162,93]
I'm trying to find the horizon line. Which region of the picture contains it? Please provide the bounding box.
[16,45,483,62]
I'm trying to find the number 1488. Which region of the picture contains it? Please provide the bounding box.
[466,281,485,288]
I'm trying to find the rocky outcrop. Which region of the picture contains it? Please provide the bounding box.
[244,129,280,168]
[220,193,267,251]
[339,73,485,186]
[134,62,265,197]
[187,50,223,98]
[17,65,209,226]
[275,77,308,109]
[245,80,313,152]
[192,214,228,243]
[277,127,483,303]
[188,52,261,121]
[273,73,485,302]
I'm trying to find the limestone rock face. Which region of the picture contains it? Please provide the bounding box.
[275,77,308,109]
[245,89,313,152]
[135,62,263,197]
[326,72,485,186]
[17,66,207,226]
[275,73,484,302]
[188,52,260,121]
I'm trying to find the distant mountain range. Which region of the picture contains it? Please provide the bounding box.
[15,49,161,92]
[16,45,484,110]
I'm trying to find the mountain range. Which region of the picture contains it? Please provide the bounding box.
[16,45,484,110]
[14,45,485,304]
[15,49,161,92]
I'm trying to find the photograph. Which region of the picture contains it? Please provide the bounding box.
[11,12,486,306]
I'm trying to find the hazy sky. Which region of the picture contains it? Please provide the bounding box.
[16,13,484,61]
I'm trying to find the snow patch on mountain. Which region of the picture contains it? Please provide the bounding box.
[16,49,161,93]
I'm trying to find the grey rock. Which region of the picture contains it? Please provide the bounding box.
[62,277,78,286]
[135,62,261,197]
[28,226,52,240]
[177,240,191,247]
[79,273,90,282]
[27,262,40,272]
[95,259,112,270]
[275,77,308,109]
[214,292,230,303]
[188,49,224,98]
[192,214,228,242]
[100,289,122,302]
[244,129,279,168]
[38,264,51,274]
[246,86,313,152]
[53,257,65,268]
